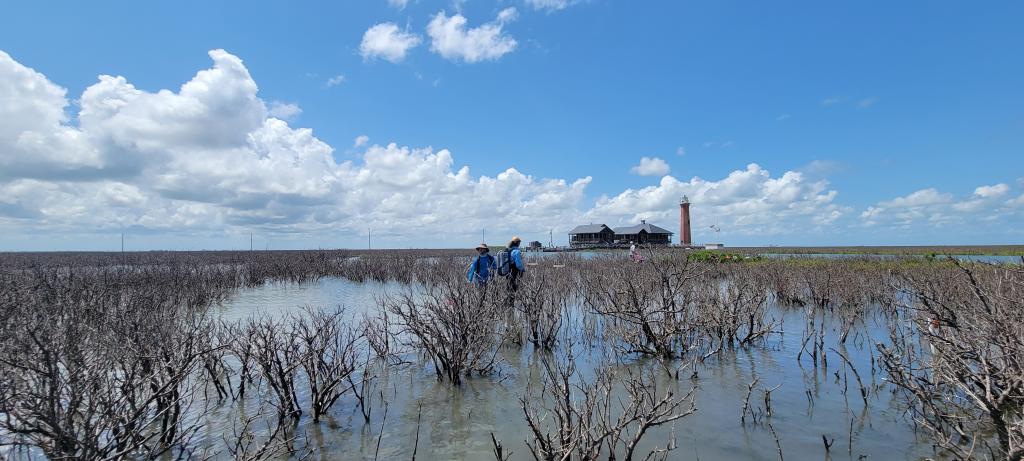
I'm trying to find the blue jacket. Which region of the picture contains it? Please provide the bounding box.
[467,254,496,283]
[510,247,525,272]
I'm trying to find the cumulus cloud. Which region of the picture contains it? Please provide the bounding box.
[3,48,1017,248]
[631,157,670,176]
[590,164,848,237]
[0,50,105,180]
[860,184,1021,228]
[0,51,68,142]
[268,101,302,120]
[0,48,594,245]
[80,49,267,151]
[427,8,518,63]
[360,23,422,63]
[974,183,1009,198]
[343,143,591,234]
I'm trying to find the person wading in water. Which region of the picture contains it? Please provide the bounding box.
[466,243,496,284]
[630,242,645,263]
[496,236,526,307]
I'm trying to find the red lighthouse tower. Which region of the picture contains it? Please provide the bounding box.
[680,195,692,247]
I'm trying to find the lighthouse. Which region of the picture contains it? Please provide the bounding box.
[679,195,692,247]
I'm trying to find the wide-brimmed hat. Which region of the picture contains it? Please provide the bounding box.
[475,243,489,251]
[509,236,522,245]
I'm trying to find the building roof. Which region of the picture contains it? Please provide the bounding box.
[613,222,674,235]
[568,224,612,234]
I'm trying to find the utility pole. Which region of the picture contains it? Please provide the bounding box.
[121,232,124,253]
[250,233,253,252]
[482,229,485,243]
[368,228,372,250]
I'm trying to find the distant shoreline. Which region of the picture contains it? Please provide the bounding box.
[1,244,1022,256]
[725,245,1024,256]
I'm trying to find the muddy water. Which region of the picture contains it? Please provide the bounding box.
[210,277,938,460]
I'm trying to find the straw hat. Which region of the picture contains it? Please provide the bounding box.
[510,236,522,245]
[475,243,489,251]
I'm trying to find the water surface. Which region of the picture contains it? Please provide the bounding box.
[211,277,939,460]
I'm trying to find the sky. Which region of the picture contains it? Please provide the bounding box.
[0,0,1022,250]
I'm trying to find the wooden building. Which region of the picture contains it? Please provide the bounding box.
[568,220,674,247]
[568,224,615,247]
[613,220,673,245]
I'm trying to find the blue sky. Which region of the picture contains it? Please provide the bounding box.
[1,1,1022,250]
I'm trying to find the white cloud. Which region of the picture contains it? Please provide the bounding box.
[2,48,268,182]
[860,184,1021,228]
[525,0,575,11]
[631,157,670,176]
[345,143,591,234]
[591,164,848,236]
[2,48,1018,248]
[878,188,952,208]
[0,51,67,142]
[427,8,518,63]
[360,23,422,63]
[387,0,409,10]
[0,49,593,244]
[676,147,686,156]
[0,50,105,180]
[821,97,841,106]
[79,49,267,151]
[354,135,370,148]
[326,74,346,87]
[974,183,1009,198]
[268,101,302,120]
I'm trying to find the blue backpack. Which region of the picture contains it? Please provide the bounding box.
[496,249,512,276]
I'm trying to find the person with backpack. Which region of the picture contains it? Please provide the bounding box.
[496,236,526,306]
[466,243,496,284]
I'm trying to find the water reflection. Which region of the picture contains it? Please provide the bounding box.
[212,277,938,460]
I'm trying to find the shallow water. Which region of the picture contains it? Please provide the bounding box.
[209,277,941,460]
